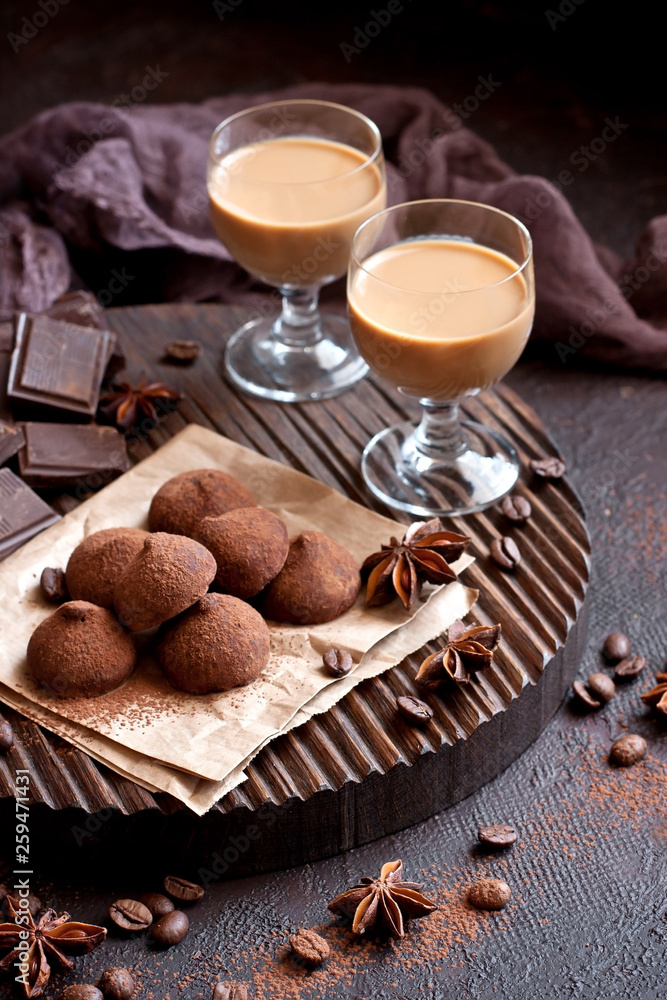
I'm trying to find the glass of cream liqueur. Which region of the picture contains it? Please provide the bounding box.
[348,199,535,516]
[208,100,386,402]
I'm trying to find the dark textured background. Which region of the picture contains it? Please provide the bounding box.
[1,3,666,998]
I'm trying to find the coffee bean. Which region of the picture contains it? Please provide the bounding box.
[0,720,14,752]
[467,877,511,911]
[27,893,41,917]
[289,927,330,967]
[212,983,248,1000]
[500,494,531,523]
[490,536,521,570]
[656,671,667,684]
[396,695,433,726]
[139,893,174,918]
[614,655,647,681]
[477,823,517,849]
[602,631,631,663]
[572,680,601,709]
[322,647,353,677]
[98,968,135,1000]
[609,733,646,767]
[58,987,104,1000]
[587,672,615,703]
[108,899,152,932]
[165,340,202,363]
[41,567,68,603]
[529,456,566,480]
[151,909,189,946]
[163,876,204,903]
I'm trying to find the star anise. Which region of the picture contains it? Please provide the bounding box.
[361,519,470,611]
[99,380,182,432]
[416,619,502,689]
[641,682,667,715]
[0,896,106,998]
[328,859,436,939]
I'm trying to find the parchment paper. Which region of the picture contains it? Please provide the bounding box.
[0,576,476,815]
[0,424,477,808]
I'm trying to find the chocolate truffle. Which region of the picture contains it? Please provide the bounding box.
[66,527,149,609]
[197,508,289,599]
[148,469,256,539]
[113,533,216,632]
[157,593,270,695]
[259,530,361,625]
[27,601,136,698]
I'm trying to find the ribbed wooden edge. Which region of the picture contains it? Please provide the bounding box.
[0,305,590,822]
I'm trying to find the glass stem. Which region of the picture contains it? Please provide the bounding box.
[275,286,323,347]
[413,398,466,459]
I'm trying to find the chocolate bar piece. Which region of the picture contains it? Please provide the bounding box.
[7,313,114,418]
[18,422,130,490]
[0,467,61,560]
[0,420,25,466]
[43,292,125,374]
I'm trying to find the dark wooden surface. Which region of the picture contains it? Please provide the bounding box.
[0,304,590,874]
[1,344,665,999]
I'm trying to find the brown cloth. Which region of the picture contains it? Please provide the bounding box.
[0,82,665,371]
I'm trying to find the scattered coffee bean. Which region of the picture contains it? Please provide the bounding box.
[139,893,174,918]
[656,671,667,684]
[108,899,152,932]
[165,340,202,363]
[609,734,646,767]
[572,680,601,709]
[490,536,521,570]
[0,720,14,752]
[587,672,615,703]
[151,909,189,946]
[27,893,41,917]
[322,647,353,677]
[500,494,531,523]
[614,655,647,681]
[289,927,330,967]
[477,823,517,849]
[529,456,566,480]
[58,987,104,1000]
[467,877,511,911]
[98,968,135,1000]
[602,631,631,663]
[40,566,68,603]
[163,876,204,903]
[212,984,248,1000]
[396,695,434,726]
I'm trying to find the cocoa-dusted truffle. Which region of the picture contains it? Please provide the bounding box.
[27,601,136,698]
[113,533,216,632]
[197,508,289,599]
[259,530,361,625]
[157,593,270,695]
[148,469,256,539]
[66,527,149,608]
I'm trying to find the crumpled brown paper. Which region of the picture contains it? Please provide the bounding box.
[0,424,477,812]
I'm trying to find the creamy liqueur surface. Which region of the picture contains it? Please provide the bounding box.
[348,238,534,399]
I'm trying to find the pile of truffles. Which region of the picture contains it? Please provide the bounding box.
[27,469,361,700]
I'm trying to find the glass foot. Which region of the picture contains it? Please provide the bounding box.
[224,313,368,402]
[361,418,520,517]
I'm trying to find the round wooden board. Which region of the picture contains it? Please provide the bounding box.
[0,305,590,875]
